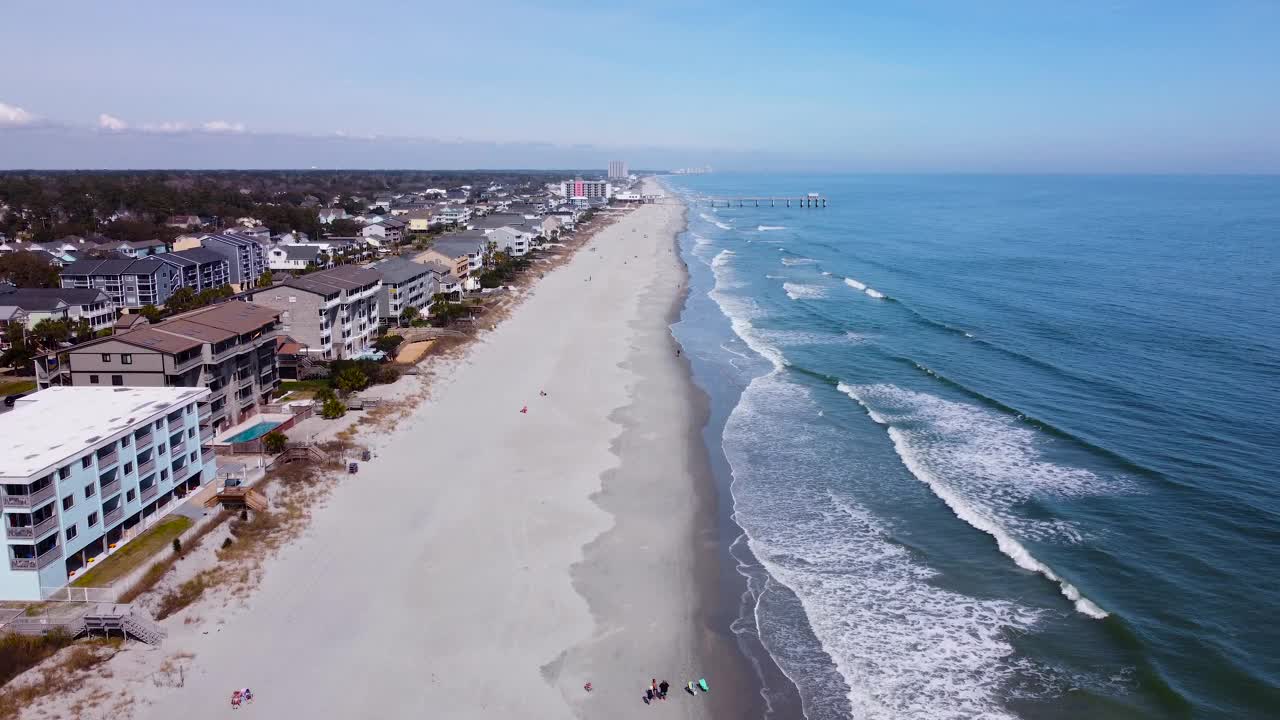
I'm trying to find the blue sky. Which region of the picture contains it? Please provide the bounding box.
[1,0,1277,171]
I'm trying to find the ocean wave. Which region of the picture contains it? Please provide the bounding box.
[708,250,787,371]
[758,225,787,231]
[782,257,816,266]
[699,212,715,223]
[715,220,733,230]
[843,276,887,299]
[727,375,1042,720]
[783,282,827,301]
[837,382,1112,618]
[691,232,711,246]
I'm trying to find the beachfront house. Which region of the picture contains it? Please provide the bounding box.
[369,258,440,326]
[486,226,534,257]
[0,386,216,600]
[0,286,116,333]
[362,218,406,246]
[244,265,382,361]
[267,245,325,272]
[59,257,183,310]
[414,236,487,291]
[34,302,282,433]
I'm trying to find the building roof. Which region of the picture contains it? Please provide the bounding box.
[430,237,487,258]
[107,326,204,354]
[472,213,527,229]
[60,258,136,276]
[283,265,381,295]
[154,318,236,344]
[64,301,278,356]
[114,314,147,330]
[278,245,321,262]
[0,386,210,480]
[164,248,226,265]
[176,301,280,334]
[0,287,110,308]
[370,258,432,284]
[419,261,453,276]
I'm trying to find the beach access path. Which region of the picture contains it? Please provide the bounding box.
[133,180,748,719]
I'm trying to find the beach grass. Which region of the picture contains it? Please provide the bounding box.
[0,380,35,397]
[71,516,192,589]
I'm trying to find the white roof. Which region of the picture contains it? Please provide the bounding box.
[0,386,210,480]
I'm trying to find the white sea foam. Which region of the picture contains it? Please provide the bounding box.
[758,225,786,231]
[864,288,886,299]
[781,257,816,266]
[691,232,711,246]
[821,271,832,276]
[783,282,827,301]
[837,382,1113,618]
[727,376,1041,720]
[843,277,867,290]
[707,250,786,370]
[715,220,732,230]
[699,212,715,223]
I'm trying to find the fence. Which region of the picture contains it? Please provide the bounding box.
[218,404,315,455]
[40,586,119,603]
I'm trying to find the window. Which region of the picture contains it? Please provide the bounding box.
[58,467,70,480]
[111,375,123,386]
[121,435,130,447]
[84,483,96,498]
[88,512,98,526]
[124,462,132,474]
[126,489,136,502]
[160,469,169,480]
[155,420,163,429]
[158,445,166,455]
[66,524,77,542]
[188,428,195,438]
[189,452,197,463]
[62,495,74,511]
[89,374,100,384]
[101,353,111,362]
[81,456,91,469]
[121,353,133,365]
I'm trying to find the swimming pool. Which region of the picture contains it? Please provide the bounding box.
[223,421,282,444]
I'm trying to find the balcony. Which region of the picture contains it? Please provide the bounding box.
[5,515,58,540]
[9,544,63,572]
[137,458,156,476]
[140,484,158,503]
[134,427,153,445]
[202,448,214,464]
[170,440,187,457]
[237,374,254,389]
[96,449,118,468]
[200,426,213,443]
[198,405,211,423]
[99,477,121,499]
[103,506,124,527]
[2,483,56,509]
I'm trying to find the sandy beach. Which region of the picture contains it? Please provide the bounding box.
[110,180,753,719]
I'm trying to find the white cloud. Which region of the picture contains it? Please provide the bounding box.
[0,102,38,127]
[97,113,128,131]
[201,120,246,133]
[140,121,190,133]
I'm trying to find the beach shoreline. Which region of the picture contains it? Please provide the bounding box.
[10,178,761,720]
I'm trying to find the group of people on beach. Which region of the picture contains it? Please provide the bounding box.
[229,688,253,708]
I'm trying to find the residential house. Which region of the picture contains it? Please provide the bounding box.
[165,215,203,230]
[0,386,215,600]
[0,307,27,351]
[34,302,282,432]
[369,258,439,325]
[198,233,267,291]
[414,235,487,291]
[487,226,533,257]
[432,206,471,227]
[155,249,231,293]
[469,213,528,231]
[362,218,406,246]
[244,266,382,360]
[0,287,115,333]
[267,245,324,272]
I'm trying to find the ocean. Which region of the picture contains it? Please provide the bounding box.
[664,174,1280,720]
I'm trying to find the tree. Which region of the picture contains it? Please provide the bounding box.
[320,396,346,419]
[327,219,364,237]
[0,252,60,288]
[257,270,274,287]
[139,304,164,323]
[398,306,419,326]
[332,365,369,395]
[374,333,403,354]
[165,287,197,314]
[261,430,288,454]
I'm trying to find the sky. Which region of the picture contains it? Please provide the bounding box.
[1,0,1277,172]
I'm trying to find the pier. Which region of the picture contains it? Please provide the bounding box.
[696,195,827,208]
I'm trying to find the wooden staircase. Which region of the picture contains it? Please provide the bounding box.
[82,604,167,645]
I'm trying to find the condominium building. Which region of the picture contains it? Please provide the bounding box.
[60,250,230,309]
[0,386,214,600]
[34,302,281,433]
[370,258,441,325]
[245,266,381,360]
[561,178,611,200]
[608,160,628,180]
[198,233,267,291]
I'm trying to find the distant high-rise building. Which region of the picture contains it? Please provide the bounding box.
[608,160,628,180]
[562,178,612,200]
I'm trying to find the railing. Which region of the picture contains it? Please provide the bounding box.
[202,448,215,464]
[170,440,186,457]
[134,428,153,445]
[200,427,213,443]
[9,544,63,572]
[96,449,118,468]
[140,484,158,503]
[2,483,56,509]
[5,514,58,540]
[103,506,124,527]
[198,406,211,423]
[99,477,121,498]
[137,458,155,476]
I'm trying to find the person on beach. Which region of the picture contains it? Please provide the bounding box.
[231,690,242,709]
[659,680,670,699]
[651,679,659,698]
[242,688,253,703]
